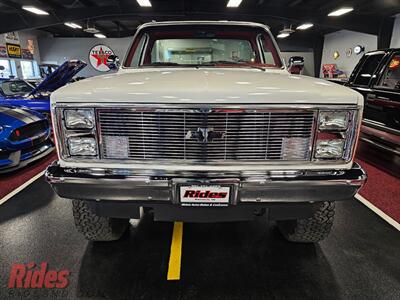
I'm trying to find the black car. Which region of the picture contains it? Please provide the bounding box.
[345,48,400,174]
[346,48,400,130]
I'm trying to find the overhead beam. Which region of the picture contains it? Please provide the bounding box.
[0,0,32,28]
[0,4,389,36]
[78,0,97,7]
[377,16,395,49]
[113,21,130,32]
[0,0,19,9]
[36,0,64,10]
[288,0,304,8]
[313,35,324,78]
[92,22,112,36]
[216,5,382,35]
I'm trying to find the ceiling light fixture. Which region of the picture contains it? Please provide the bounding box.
[84,27,99,34]
[94,33,106,38]
[296,23,314,30]
[22,6,49,15]
[277,26,295,39]
[277,33,290,39]
[136,0,152,7]
[328,7,354,17]
[227,0,243,8]
[64,22,82,29]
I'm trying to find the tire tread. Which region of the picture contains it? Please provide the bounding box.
[72,200,128,241]
[278,202,335,243]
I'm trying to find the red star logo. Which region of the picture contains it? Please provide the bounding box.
[91,47,110,67]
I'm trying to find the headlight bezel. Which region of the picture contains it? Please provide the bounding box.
[54,106,99,160]
[313,109,360,162]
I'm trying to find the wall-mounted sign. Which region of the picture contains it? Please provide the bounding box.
[354,45,365,55]
[322,64,337,78]
[6,43,21,58]
[22,49,34,60]
[333,51,340,60]
[27,39,35,54]
[89,44,115,72]
[0,46,7,58]
[4,32,20,44]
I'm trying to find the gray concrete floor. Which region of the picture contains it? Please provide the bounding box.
[0,177,399,300]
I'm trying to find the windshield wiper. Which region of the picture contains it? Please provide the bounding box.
[207,60,242,64]
[144,62,180,66]
[199,60,266,71]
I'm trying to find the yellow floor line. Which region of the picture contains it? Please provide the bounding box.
[167,221,183,280]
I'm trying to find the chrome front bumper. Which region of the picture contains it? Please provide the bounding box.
[46,162,366,204]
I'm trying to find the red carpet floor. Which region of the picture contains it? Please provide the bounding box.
[357,159,400,223]
[0,152,57,200]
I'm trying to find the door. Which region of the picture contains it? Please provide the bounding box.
[369,51,400,130]
[349,51,387,123]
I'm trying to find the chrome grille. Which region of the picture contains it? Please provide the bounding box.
[97,109,315,162]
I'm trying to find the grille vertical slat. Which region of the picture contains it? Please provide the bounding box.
[98,109,315,162]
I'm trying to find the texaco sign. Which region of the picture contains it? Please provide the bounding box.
[89,45,115,72]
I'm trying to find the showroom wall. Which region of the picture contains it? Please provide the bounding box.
[38,37,315,77]
[320,30,378,78]
[0,31,42,62]
[38,37,131,77]
[390,14,400,48]
[0,30,44,78]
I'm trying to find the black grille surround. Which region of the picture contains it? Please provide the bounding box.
[21,139,52,155]
[97,108,316,162]
[9,120,49,142]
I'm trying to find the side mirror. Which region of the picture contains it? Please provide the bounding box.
[288,56,304,74]
[107,55,120,70]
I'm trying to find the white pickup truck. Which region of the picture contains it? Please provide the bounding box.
[46,21,366,243]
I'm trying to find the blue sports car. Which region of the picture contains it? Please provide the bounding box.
[0,60,87,117]
[0,105,54,173]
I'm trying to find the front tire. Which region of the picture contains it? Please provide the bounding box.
[72,200,129,241]
[277,202,335,243]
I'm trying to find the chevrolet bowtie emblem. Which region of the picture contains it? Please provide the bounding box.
[185,127,226,143]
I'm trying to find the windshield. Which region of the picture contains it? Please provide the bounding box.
[150,38,256,65]
[124,25,282,69]
[0,80,34,96]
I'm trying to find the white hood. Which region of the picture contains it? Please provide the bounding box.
[52,68,362,105]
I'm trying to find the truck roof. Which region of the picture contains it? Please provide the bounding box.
[137,20,270,31]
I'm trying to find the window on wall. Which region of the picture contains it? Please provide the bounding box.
[0,59,16,78]
[20,60,40,79]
